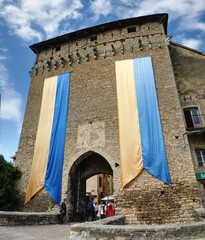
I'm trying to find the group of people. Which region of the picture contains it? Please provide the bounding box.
[59,197,115,224]
[86,198,115,221]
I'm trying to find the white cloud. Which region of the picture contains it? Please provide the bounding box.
[89,0,112,21]
[0,0,205,51]
[173,32,204,51]
[1,88,22,122]
[1,0,83,42]
[0,56,22,130]
[87,0,205,33]
[0,47,8,53]
[117,0,205,34]
[0,55,7,61]
[181,38,202,50]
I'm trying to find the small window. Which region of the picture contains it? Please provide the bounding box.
[99,176,102,187]
[184,108,201,129]
[128,27,136,33]
[196,150,205,167]
[55,46,61,51]
[90,35,97,41]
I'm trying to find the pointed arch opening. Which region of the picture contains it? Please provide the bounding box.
[68,151,113,221]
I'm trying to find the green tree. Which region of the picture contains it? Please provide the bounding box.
[0,155,22,211]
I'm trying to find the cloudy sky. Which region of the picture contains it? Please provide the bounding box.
[0,0,205,162]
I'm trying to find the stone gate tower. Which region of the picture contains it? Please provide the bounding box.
[15,13,203,225]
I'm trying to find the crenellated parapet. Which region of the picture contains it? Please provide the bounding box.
[29,14,168,76]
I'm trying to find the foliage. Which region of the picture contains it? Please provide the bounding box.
[0,155,22,211]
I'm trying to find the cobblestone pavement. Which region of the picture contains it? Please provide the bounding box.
[0,224,71,240]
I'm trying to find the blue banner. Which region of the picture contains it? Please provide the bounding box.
[44,72,70,206]
[133,57,171,185]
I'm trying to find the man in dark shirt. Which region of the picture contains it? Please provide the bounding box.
[86,198,94,221]
[60,198,66,224]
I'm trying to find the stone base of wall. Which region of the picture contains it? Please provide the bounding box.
[70,213,205,240]
[195,208,205,222]
[115,179,202,225]
[0,211,61,226]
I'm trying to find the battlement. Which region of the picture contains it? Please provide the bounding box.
[29,14,168,76]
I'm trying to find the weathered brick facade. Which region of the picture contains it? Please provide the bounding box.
[170,44,205,208]
[15,13,203,225]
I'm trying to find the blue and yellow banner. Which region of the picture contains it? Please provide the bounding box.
[115,57,171,188]
[25,73,70,206]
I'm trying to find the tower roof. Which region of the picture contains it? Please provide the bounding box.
[30,13,168,54]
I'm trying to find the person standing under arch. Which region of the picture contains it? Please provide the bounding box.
[98,201,106,219]
[107,201,114,217]
[60,198,66,224]
[86,198,95,221]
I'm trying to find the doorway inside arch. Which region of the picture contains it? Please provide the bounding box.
[68,151,113,221]
[86,173,113,204]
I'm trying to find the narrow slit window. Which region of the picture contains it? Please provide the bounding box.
[99,176,102,187]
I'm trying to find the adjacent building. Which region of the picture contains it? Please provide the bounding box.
[170,43,205,207]
[86,174,113,203]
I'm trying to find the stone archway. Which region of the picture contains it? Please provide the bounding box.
[68,151,113,221]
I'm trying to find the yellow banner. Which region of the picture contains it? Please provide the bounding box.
[115,60,143,189]
[25,76,58,204]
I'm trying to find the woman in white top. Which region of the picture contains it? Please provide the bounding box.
[98,201,105,219]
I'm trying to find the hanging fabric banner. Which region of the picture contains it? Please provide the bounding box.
[133,57,171,186]
[44,73,70,206]
[115,57,171,189]
[25,73,70,205]
[115,59,143,189]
